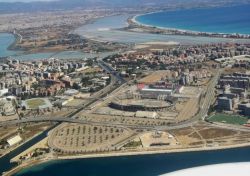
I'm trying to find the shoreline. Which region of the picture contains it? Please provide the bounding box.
[0,32,24,54]
[131,12,250,39]
[0,18,96,57]
[131,14,197,34]
[0,123,53,160]
[0,15,123,58]
[4,141,250,176]
[7,32,22,52]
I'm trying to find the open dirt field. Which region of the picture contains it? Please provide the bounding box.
[139,70,172,84]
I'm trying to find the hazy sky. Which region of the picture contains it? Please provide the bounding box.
[0,0,55,2]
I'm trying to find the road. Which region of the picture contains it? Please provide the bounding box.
[200,68,222,120]
[0,57,123,125]
[154,69,222,130]
[1,66,249,133]
[97,59,126,84]
[60,57,126,118]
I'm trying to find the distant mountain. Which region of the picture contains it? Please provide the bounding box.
[0,0,249,13]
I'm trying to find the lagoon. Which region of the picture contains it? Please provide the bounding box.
[0,33,19,57]
[75,15,250,44]
[0,33,113,60]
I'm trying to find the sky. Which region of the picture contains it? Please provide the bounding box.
[0,0,55,2]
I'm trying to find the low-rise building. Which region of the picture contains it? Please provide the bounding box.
[7,135,22,147]
[54,96,74,107]
[64,89,79,96]
[0,98,16,116]
[135,111,159,119]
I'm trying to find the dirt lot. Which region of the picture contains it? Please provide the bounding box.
[0,125,19,141]
[170,122,250,148]
[176,98,199,122]
[20,123,52,140]
[139,70,172,83]
[198,128,236,139]
[49,123,134,153]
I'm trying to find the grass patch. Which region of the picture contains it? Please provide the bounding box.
[26,99,46,109]
[124,140,142,148]
[208,113,248,125]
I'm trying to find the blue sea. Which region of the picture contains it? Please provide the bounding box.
[14,147,250,176]
[75,15,250,44]
[136,5,250,35]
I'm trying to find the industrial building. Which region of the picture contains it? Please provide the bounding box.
[7,135,22,147]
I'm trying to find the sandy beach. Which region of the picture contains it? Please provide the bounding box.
[131,13,201,34]
[130,13,250,38]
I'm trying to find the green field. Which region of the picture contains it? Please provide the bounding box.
[26,99,46,109]
[208,113,248,125]
[124,141,142,148]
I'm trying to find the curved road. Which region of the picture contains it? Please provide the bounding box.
[1,67,249,134]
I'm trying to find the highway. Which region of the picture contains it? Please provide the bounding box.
[200,68,222,120]
[1,66,249,133]
[97,59,126,84]
[60,57,127,118]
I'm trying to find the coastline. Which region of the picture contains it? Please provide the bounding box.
[0,32,54,58]
[130,12,250,39]
[1,7,250,176]
[7,32,22,52]
[0,15,124,58]
[131,14,200,34]
[0,32,23,54]
[0,18,94,57]
[5,141,250,176]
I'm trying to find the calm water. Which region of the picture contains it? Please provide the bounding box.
[0,33,20,57]
[0,33,113,60]
[0,125,57,175]
[136,5,250,35]
[15,147,250,176]
[75,15,250,44]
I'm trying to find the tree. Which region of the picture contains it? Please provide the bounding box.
[19,112,24,118]
[72,83,80,90]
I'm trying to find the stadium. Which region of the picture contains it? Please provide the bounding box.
[109,90,174,112]
[22,98,53,110]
